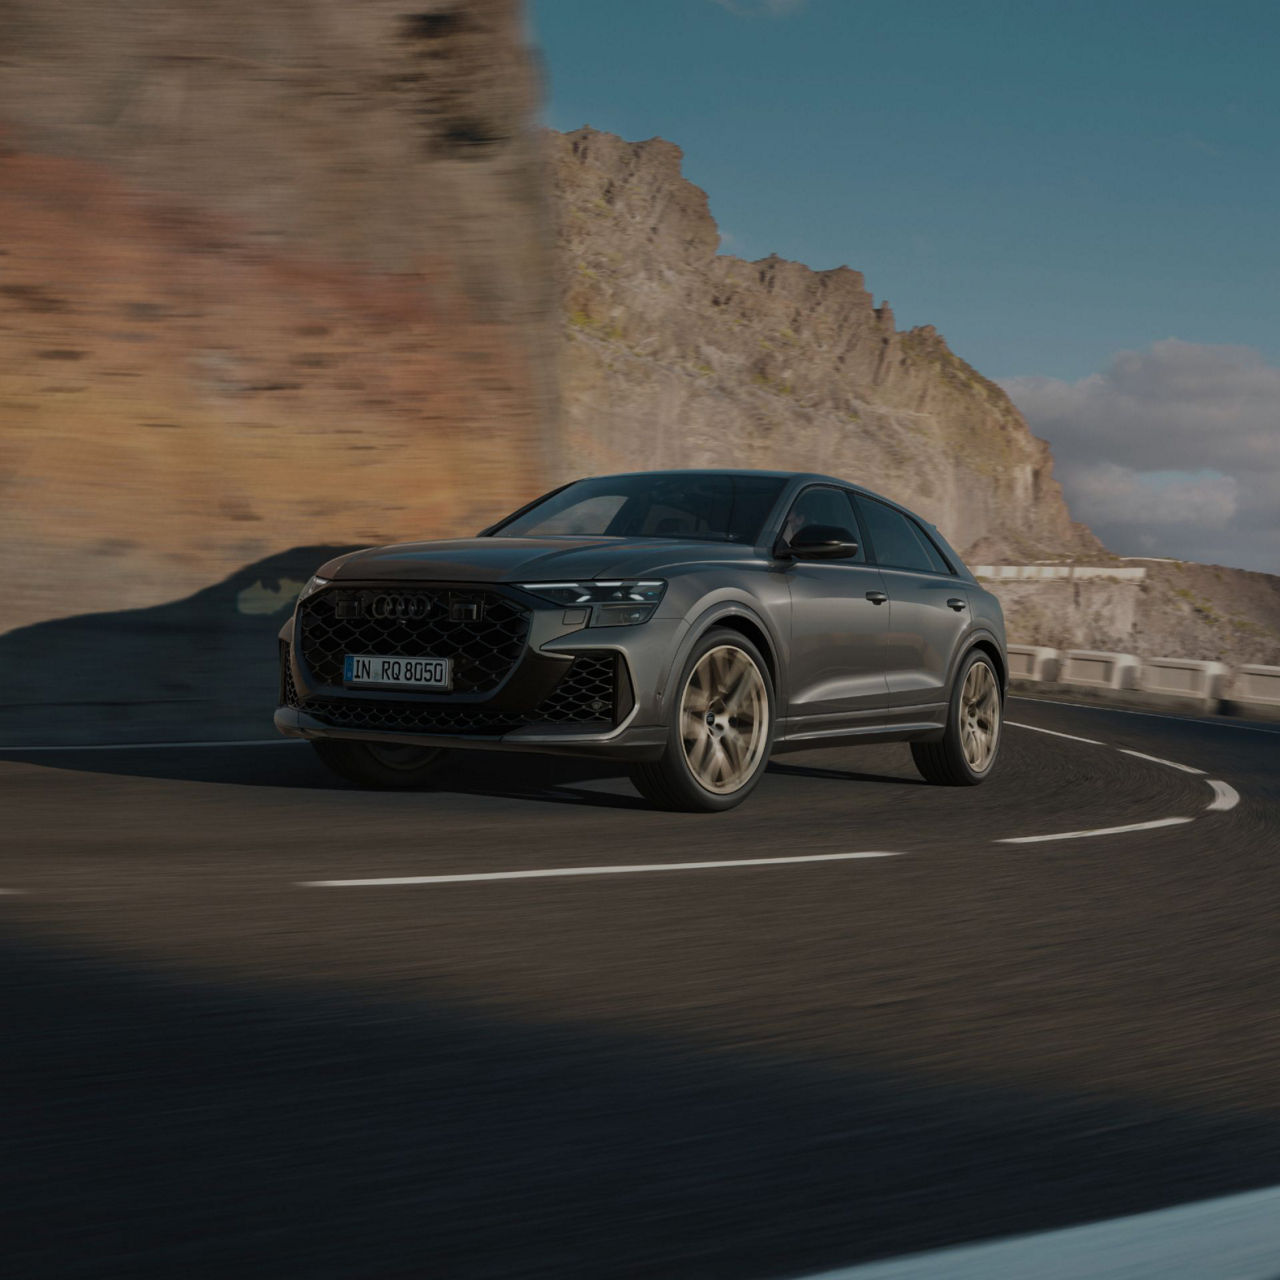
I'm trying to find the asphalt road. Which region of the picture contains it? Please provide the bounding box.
[3,698,1279,1278]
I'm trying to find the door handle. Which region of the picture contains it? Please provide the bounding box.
[947,597,967,611]
[865,590,887,605]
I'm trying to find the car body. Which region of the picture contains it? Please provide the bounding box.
[276,470,1007,809]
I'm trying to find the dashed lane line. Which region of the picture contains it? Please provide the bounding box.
[1005,721,1103,746]
[1118,748,1205,775]
[996,817,1194,845]
[300,850,904,888]
[1206,779,1241,812]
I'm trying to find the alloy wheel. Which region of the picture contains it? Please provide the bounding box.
[959,660,1000,772]
[679,645,769,794]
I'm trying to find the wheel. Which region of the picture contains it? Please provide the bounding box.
[911,649,1003,786]
[631,627,775,812]
[312,738,448,789]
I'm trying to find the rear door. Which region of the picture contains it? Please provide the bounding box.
[853,495,971,719]
[780,485,889,729]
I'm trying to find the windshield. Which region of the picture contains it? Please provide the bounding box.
[489,473,788,544]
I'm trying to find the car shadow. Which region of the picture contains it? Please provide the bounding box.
[1,743,920,809]
[767,759,926,786]
[0,742,652,809]
[0,544,359,749]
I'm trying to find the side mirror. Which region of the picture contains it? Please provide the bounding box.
[783,524,860,560]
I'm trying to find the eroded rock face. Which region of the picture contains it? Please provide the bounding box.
[550,126,1099,562]
[0,0,557,632]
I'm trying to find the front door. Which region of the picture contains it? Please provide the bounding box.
[780,486,889,731]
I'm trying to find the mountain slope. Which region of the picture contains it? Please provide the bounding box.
[550,126,1099,562]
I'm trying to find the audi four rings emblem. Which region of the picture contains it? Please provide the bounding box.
[369,593,430,620]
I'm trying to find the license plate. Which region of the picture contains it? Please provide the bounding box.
[343,654,452,690]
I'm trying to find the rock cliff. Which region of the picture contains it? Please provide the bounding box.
[1,0,557,632]
[550,127,1099,563]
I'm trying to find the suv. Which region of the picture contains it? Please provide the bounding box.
[277,470,1006,811]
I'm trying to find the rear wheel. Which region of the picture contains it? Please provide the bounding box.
[312,738,448,789]
[911,649,1002,785]
[631,628,775,812]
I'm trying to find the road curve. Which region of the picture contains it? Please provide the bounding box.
[2,698,1278,1278]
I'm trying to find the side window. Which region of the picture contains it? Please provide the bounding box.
[858,497,950,574]
[911,521,954,574]
[781,487,865,562]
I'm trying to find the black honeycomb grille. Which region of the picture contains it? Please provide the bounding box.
[298,587,529,693]
[302,699,525,736]
[536,653,617,724]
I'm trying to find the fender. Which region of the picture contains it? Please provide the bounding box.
[943,624,1007,696]
[657,594,787,711]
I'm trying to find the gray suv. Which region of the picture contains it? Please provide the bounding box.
[276,470,1006,811]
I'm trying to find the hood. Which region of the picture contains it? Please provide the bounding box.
[319,537,759,584]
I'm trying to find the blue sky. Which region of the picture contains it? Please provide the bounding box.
[530,0,1279,572]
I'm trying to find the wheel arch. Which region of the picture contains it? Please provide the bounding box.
[661,599,785,709]
[964,633,1007,693]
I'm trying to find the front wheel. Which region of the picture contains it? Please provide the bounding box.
[911,650,1003,785]
[630,628,775,812]
[312,738,449,789]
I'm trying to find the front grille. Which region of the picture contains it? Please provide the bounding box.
[298,587,529,693]
[535,653,617,724]
[303,698,526,736]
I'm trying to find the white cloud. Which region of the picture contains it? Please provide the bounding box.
[1064,463,1238,529]
[1000,341,1280,572]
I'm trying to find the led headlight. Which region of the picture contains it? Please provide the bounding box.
[518,580,666,626]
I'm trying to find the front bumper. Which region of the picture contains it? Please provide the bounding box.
[277,582,681,762]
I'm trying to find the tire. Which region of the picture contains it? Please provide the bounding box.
[631,627,776,813]
[911,649,1003,786]
[312,738,449,789]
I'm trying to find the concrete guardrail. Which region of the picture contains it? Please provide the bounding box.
[1006,644,1060,682]
[972,565,1147,582]
[1003,646,1279,722]
[1137,657,1230,712]
[1060,649,1140,692]
[1228,664,1280,715]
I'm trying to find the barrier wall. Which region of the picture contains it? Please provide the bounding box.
[1006,648,1280,720]
[972,565,1148,582]
[1230,665,1280,713]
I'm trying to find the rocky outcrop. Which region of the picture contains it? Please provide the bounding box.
[994,560,1280,665]
[1,0,558,632]
[550,127,1100,563]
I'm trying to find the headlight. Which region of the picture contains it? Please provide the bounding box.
[518,580,666,626]
[296,574,330,604]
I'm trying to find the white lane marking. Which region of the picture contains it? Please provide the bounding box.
[997,817,1192,845]
[0,739,305,752]
[301,850,903,888]
[1206,779,1241,812]
[1010,694,1280,735]
[795,1182,1280,1279]
[1005,721,1103,746]
[1118,748,1205,775]
[0,889,26,895]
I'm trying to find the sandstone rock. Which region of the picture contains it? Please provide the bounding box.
[549,126,1100,563]
[0,0,557,633]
